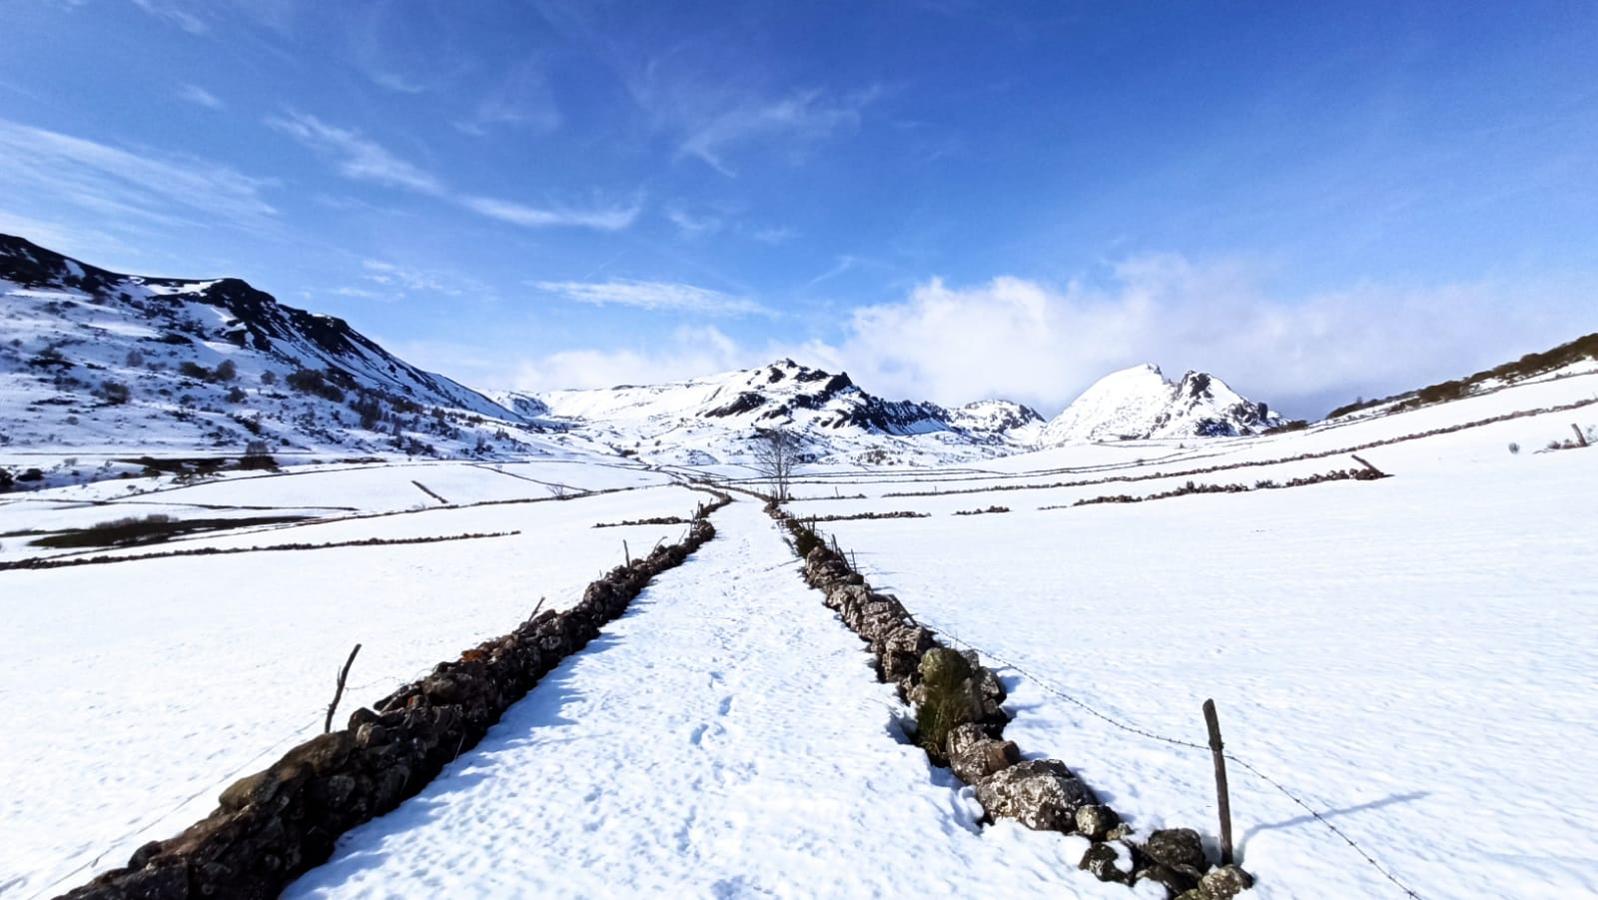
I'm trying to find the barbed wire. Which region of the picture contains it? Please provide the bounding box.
[917,619,1424,899]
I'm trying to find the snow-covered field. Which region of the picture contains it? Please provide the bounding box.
[5,367,1596,899]
[0,463,697,899]
[283,501,1136,899]
[806,380,1598,898]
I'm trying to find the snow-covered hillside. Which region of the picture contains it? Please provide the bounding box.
[516,358,1042,467]
[0,235,547,472]
[1039,364,1279,444]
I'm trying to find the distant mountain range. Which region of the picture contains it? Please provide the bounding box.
[19,233,1583,475]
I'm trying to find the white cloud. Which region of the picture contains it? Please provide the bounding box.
[266,112,444,195]
[360,259,489,298]
[454,58,562,137]
[370,71,428,95]
[510,326,756,392]
[132,0,208,34]
[677,87,880,176]
[269,111,641,231]
[177,83,225,110]
[532,279,766,316]
[464,196,640,232]
[665,206,723,236]
[498,256,1598,418]
[0,117,276,236]
[750,225,797,245]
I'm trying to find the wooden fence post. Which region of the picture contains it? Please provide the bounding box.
[1350,454,1386,477]
[324,643,362,734]
[1573,424,1589,448]
[1203,698,1235,865]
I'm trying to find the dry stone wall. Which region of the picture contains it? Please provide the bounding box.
[60,492,731,900]
[770,502,1255,899]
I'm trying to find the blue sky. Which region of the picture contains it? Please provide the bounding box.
[1,0,1595,416]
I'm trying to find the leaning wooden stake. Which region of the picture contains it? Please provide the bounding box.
[1350,454,1386,477]
[1573,424,1589,448]
[1203,698,1235,865]
[324,643,362,734]
[624,540,631,566]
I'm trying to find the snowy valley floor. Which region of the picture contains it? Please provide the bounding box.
[5,373,1598,899]
[285,499,1128,899]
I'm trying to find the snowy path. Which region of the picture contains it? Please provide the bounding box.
[286,499,1122,898]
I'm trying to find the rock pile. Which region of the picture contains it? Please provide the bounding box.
[61,492,731,900]
[775,505,1253,899]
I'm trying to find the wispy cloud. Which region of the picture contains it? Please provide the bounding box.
[464,196,640,232]
[676,86,881,176]
[532,279,767,316]
[0,117,276,234]
[268,111,640,231]
[362,259,479,297]
[266,112,444,194]
[132,0,208,35]
[454,58,562,137]
[177,83,225,110]
[370,71,428,94]
[665,206,723,236]
[750,225,797,245]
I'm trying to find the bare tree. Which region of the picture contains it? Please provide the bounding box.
[752,427,801,501]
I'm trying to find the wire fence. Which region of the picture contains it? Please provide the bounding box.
[915,617,1424,899]
[27,656,444,900]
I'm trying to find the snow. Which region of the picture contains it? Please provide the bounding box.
[809,387,1598,898]
[1039,364,1278,445]
[285,499,1134,899]
[0,472,703,899]
[7,231,1598,898]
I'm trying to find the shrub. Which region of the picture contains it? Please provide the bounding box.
[214,359,238,381]
[100,381,131,404]
[225,386,248,403]
[285,368,344,402]
[241,439,276,470]
[1508,442,1520,455]
[179,361,211,380]
[915,649,978,762]
[125,349,145,367]
[260,370,277,386]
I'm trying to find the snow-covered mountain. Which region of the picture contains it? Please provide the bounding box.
[1039,363,1279,444]
[0,234,546,462]
[948,399,1045,443]
[516,359,1041,466]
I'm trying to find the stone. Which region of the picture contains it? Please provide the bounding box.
[280,731,355,776]
[1074,804,1120,840]
[1143,827,1208,877]
[875,625,935,682]
[346,707,379,730]
[117,857,191,898]
[973,759,1096,831]
[219,769,279,812]
[1078,841,1129,883]
[973,665,1007,706]
[1133,863,1198,895]
[354,723,390,748]
[944,723,1019,783]
[127,840,164,869]
[1199,864,1255,898]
